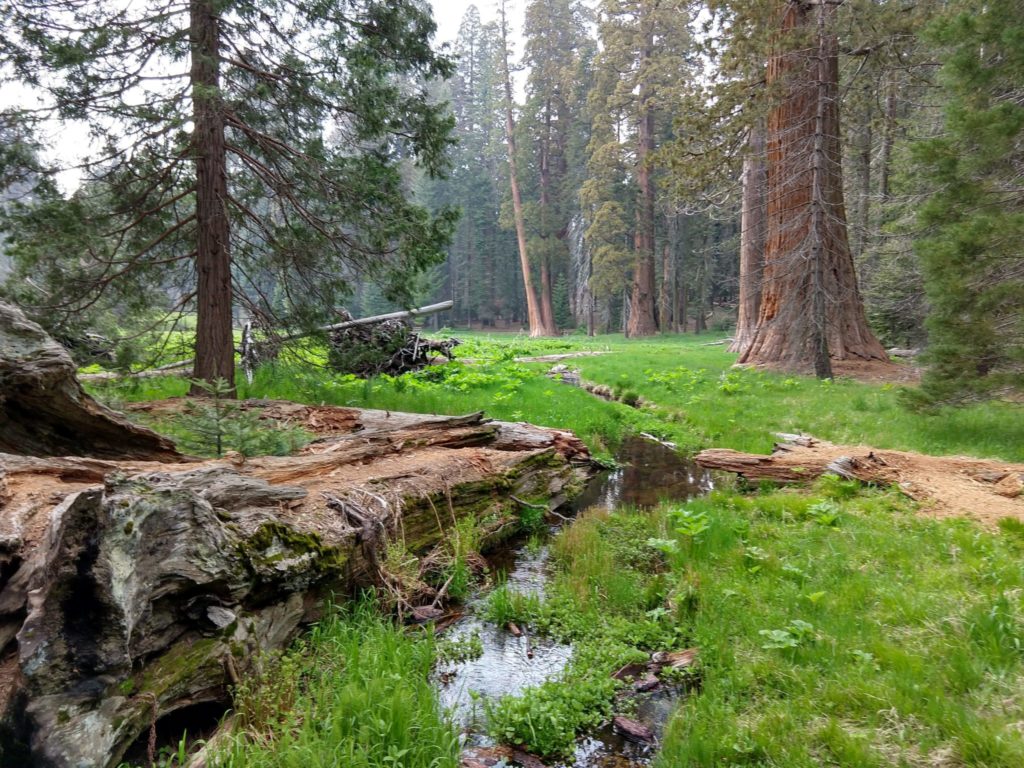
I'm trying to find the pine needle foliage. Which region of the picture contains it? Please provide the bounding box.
[913,0,1024,404]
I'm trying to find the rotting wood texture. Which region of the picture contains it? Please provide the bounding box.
[0,391,593,766]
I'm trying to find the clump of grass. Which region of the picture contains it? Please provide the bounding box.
[484,484,1024,766]
[480,580,543,627]
[212,600,460,768]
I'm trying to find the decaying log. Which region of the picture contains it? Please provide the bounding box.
[0,302,180,460]
[696,435,1024,526]
[0,404,593,767]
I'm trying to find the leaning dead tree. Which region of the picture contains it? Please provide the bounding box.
[738,0,886,375]
[0,304,593,767]
[498,0,555,338]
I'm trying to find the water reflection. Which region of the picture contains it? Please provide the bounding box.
[572,436,713,511]
[437,437,711,767]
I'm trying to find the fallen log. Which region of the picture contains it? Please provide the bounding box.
[0,302,180,460]
[0,405,593,767]
[695,435,1024,526]
[80,300,455,382]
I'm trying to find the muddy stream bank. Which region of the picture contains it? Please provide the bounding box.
[436,437,713,768]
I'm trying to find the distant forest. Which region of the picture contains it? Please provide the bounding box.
[0,0,1020,402]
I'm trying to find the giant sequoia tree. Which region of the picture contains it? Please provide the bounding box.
[0,0,456,391]
[738,0,886,374]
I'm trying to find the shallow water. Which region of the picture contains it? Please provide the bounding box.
[435,438,712,767]
[572,436,714,511]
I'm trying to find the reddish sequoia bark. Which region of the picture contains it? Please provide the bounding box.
[730,122,767,355]
[738,1,886,369]
[626,11,658,338]
[190,0,236,394]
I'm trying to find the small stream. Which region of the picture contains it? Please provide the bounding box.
[435,437,713,767]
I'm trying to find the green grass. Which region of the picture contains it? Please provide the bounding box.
[564,332,1024,461]
[210,600,460,768]
[88,331,1024,462]
[488,481,1024,766]
[88,342,700,460]
[91,330,1024,764]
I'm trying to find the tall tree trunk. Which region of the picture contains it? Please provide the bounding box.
[626,15,658,338]
[190,0,235,394]
[850,89,872,259]
[537,102,559,334]
[465,213,475,326]
[739,1,886,369]
[730,122,767,355]
[808,2,833,380]
[498,1,550,338]
[540,257,556,332]
[674,214,687,332]
[659,240,673,333]
[879,75,897,204]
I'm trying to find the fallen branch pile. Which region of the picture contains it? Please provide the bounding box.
[326,311,459,378]
[696,434,1024,526]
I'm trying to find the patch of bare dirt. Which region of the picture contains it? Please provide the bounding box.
[697,436,1024,528]
[741,358,922,385]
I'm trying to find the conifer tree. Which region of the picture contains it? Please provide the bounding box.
[0,0,456,392]
[585,0,692,337]
[914,0,1024,403]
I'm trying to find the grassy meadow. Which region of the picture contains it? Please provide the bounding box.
[100,330,1024,767]
[489,480,1024,767]
[90,331,1024,462]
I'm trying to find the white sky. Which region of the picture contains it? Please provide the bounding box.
[429,1,524,49]
[1,1,527,192]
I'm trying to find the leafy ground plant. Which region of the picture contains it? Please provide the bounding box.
[481,482,1024,767]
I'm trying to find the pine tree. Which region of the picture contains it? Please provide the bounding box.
[585,0,692,337]
[519,0,595,334]
[0,0,456,392]
[914,0,1024,403]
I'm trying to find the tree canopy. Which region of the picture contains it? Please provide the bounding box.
[0,0,457,388]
